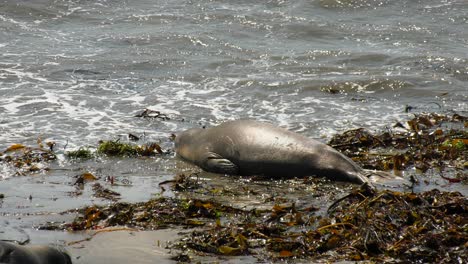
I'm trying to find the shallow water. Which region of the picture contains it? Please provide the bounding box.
[0,0,467,262]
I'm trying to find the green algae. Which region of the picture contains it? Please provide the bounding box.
[66,147,94,160]
[97,140,163,157]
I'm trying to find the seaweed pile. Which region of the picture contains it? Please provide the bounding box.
[58,180,466,263]
[65,196,246,231]
[0,141,56,175]
[0,139,168,177]
[330,113,467,182]
[324,188,466,263]
[176,186,467,263]
[68,140,167,159]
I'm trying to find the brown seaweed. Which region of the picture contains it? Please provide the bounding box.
[0,142,56,175]
[329,113,467,180]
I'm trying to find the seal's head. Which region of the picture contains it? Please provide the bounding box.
[174,127,204,162]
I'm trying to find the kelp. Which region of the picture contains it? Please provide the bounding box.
[70,172,122,202]
[322,187,467,262]
[0,142,56,175]
[329,113,467,178]
[60,181,466,263]
[64,196,246,231]
[174,186,466,263]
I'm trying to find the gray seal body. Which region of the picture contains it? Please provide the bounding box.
[0,241,72,264]
[175,120,385,184]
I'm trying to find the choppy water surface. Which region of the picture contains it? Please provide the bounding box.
[0,0,467,262]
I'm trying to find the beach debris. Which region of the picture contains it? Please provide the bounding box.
[97,140,165,157]
[0,141,56,176]
[158,173,203,193]
[65,139,167,160]
[329,113,467,180]
[128,133,140,141]
[66,147,94,160]
[63,196,244,231]
[71,172,121,201]
[92,183,121,201]
[105,175,115,185]
[73,172,99,186]
[134,109,170,120]
[60,185,466,263]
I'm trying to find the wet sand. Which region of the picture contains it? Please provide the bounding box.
[68,230,178,264]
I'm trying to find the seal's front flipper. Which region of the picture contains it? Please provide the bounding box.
[202,152,239,175]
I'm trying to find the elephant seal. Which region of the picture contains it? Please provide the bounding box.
[175,120,406,185]
[0,241,72,264]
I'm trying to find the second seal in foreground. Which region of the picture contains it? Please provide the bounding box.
[175,120,406,186]
[0,241,72,264]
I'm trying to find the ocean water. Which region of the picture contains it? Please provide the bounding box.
[1,0,466,153]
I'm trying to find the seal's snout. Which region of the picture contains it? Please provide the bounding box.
[173,133,181,147]
[174,134,184,155]
[174,131,189,149]
[174,128,204,161]
[175,128,202,146]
